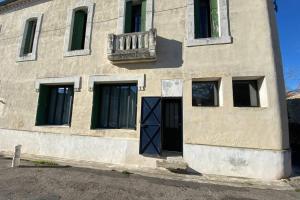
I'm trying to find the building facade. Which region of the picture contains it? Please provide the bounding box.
[0,0,291,180]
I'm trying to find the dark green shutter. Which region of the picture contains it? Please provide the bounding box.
[71,10,87,50]
[141,0,147,32]
[35,85,50,126]
[194,0,201,39]
[91,86,101,129]
[23,20,37,55]
[210,0,219,37]
[125,1,132,33]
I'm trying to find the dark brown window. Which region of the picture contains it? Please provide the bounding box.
[192,81,219,107]
[233,80,260,107]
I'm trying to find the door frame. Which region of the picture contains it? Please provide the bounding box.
[139,96,183,157]
[161,97,183,155]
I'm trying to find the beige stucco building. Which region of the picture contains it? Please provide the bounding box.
[0,0,291,180]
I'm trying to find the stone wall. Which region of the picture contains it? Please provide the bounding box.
[0,0,289,151]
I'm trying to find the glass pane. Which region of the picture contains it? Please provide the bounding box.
[99,86,110,128]
[128,85,137,129]
[108,86,120,128]
[47,88,57,125]
[119,86,130,128]
[62,87,73,125]
[54,87,65,125]
[233,80,259,107]
[192,81,218,106]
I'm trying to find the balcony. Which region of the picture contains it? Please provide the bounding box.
[107,29,157,64]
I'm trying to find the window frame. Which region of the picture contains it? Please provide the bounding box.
[192,81,220,107]
[117,0,153,34]
[17,13,43,62]
[186,0,232,46]
[232,80,260,108]
[91,83,138,130]
[64,0,95,57]
[35,85,75,126]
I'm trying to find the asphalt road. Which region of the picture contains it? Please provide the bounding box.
[0,156,299,200]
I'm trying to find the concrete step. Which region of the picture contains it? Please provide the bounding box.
[156,156,188,170]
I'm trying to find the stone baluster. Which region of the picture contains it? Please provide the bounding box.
[119,36,125,50]
[126,35,132,50]
[132,34,137,49]
[144,32,149,49]
[138,34,143,49]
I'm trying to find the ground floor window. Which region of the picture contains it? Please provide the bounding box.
[232,80,260,107]
[36,85,74,126]
[192,81,219,106]
[91,84,138,129]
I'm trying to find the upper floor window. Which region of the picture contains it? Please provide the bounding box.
[186,0,231,46]
[64,0,95,57]
[194,0,219,39]
[70,9,88,51]
[22,19,37,55]
[124,0,147,33]
[17,13,43,62]
[117,0,153,34]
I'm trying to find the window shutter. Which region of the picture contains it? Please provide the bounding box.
[194,0,201,39]
[210,0,219,37]
[125,1,132,33]
[35,85,50,126]
[23,20,37,55]
[91,86,101,129]
[141,0,147,32]
[71,10,87,50]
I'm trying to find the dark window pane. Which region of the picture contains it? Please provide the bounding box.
[233,80,260,107]
[93,84,137,129]
[192,81,219,106]
[131,4,141,32]
[194,0,211,38]
[36,85,74,126]
[71,9,88,50]
[99,86,110,128]
[23,19,37,55]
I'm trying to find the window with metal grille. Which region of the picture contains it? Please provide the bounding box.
[22,19,37,55]
[36,85,74,126]
[194,0,219,39]
[192,81,219,107]
[91,84,138,129]
[70,9,88,50]
[233,80,260,107]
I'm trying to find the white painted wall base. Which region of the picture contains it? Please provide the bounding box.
[0,129,292,180]
[184,144,292,180]
[0,129,158,169]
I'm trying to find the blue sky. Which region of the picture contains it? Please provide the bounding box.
[0,0,298,90]
[276,0,300,91]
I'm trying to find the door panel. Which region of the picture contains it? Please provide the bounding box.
[140,97,162,155]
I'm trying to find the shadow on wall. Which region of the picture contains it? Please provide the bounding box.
[0,0,52,14]
[287,98,300,166]
[116,36,183,70]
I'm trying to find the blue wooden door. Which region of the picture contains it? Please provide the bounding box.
[139,97,162,156]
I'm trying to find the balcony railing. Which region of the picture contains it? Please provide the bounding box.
[107,29,157,64]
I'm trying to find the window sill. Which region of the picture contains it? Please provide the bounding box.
[16,54,37,62]
[35,125,71,128]
[186,36,232,47]
[64,49,91,57]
